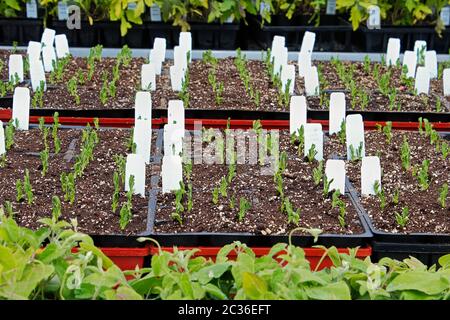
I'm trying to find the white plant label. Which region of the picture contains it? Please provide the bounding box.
[27,41,41,61]
[174,46,188,74]
[361,156,381,196]
[443,69,450,96]
[141,63,156,91]
[41,28,56,48]
[150,4,162,22]
[386,38,400,66]
[149,49,162,76]
[326,0,336,15]
[29,58,46,92]
[304,123,323,161]
[367,5,380,29]
[170,66,183,92]
[297,50,311,78]
[179,32,192,62]
[161,154,183,193]
[281,64,295,94]
[168,100,185,129]
[270,36,285,62]
[134,91,152,121]
[42,45,56,72]
[164,124,184,157]
[325,159,345,194]
[300,31,315,54]
[133,119,152,164]
[125,154,146,197]
[304,66,320,96]
[329,92,346,135]
[414,40,427,64]
[289,96,307,134]
[441,6,450,26]
[0,121,5,155]
[127,2,137,10]
[346,114,365,161]
[26,0,38,19]
[8,54,24,83]
[153,37,166,63]
[424,50,437,79]
[402,50,417,78]
[55,34,70,58]
[57,1,68,20]
[414,66,430,95]
[12,87,30,131]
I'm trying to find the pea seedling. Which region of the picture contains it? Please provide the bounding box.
[237,197,251,222]
[417,159,430,191]
[438,183,448,208]
[312,161,323,186]
[392,187,400,205]
[322,176,334,198]
[112,171,120,213]
[307,144,317,163]
[5,120,16,150]
[373,180,386,210]
[284,197,300,225]
[395,207,410,228]
[40,148,49,177]
[23,169,33,205]
[400,136,411,170]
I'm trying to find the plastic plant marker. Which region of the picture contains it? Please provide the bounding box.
[163,124,184,157]
[444,69,450,96]
[0,121,5,155]
[29,58,46,92]
[441,6,450,26]
[300,31,316,54]
[173,46,187,74]
[325,159,345,194]
[402,50,417,78]
[326,0,337,15]
[329,92,346,135]
[42,45,56,72]
[141,63,156,91]
[345,114,365,161]
[12,87,30,131]
[134,91,152,122]
[386,38,400,66]
[414,41,427,61]
[415,66,430,95]
[55,34,70,58]
[297,50,311,78]
[8,54,24,82]
[149,50,162,76]
[424,51,437,79]
[27,41,41,61]
[304,123,323,161]
[168,100,185,129]
[133,119,152,164]
[57,1,68,20]
[26,0,38,18]
[273,46,287,76]
[179,32,192,62]
[150,4,162,22]
[40,28,56,48]
[125,154,146,197]
[367,5,381,29]
[361,156,381,196]
[170,66,183,92]
[289,96,307,134]
[153,38,166,69]
[281,64,295,94]
[162,154,183,193]
[270,36,285,62]
[304,66,320,96]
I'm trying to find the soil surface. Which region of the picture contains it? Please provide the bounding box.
[1,126,159,235]
[154,129,364,235]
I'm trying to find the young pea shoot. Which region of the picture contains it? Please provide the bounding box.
[323,176,334,198]
[438,183,448,208]
[237,198,251,222]
[284,197,300,225]
[307,144,317,163]
[120,175,135,229]
[392,188,400,205]
[417,159,430,191]
[112,171,120,213]
[67,76,80,105]
[40,148,49,177]
[312,161,323,186]
[23,169,33,205]
[373,180,386,210]
[395,207,410,228]
[400,136,411,170]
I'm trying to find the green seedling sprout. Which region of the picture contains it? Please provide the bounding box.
[395,207,410,228]
[112,171,120,213]
[441,142,449,160]
[5,120,15,150]
[417,159,430,191]
[3,201,14,218]
[284,197,300,225]
[16,179,23,202]
[400,136,411,170]
[187,183,193,212]
[52,112,61,154]
[212,187,219,205]
[323,176,334,198]
[307,144,318,163]
[52,196,62,220]
[23,169,33,205]
[438,183,448,208]
[373,180,386,210]
[312,161,323,186]
[219,177,228,198]
[40,148,49,177]
[238,198,251,222]
[392,188,400,205]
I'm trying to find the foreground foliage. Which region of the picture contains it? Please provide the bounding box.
[0,211,449,300]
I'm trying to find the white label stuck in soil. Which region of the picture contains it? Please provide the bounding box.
[414,40,427,64]
[153,38,166,63]
[141,63,156,91]
[361,156,381,196]
[304,66,320,96]
[441,6,450,26]
[168,100,185,129]
[12,87,30,130]
[170,66,183,92]
[42,45,56,72]
[179,32,192,62]
[149,49,162,76]
[29,58,46,92]
[133,119,152,164]
[289,96,307,134]
[125,154,146,197]
[424,50,437,79]
[281,64,295,94]
[162,154,183,193]
[346,114,365,161]
[0,121,5,155]
[402,50,417,78]
[415,66,430,95]
[55,34,70,58]
[41,28,56,48]
[329,92,346,135]
[386,38,400,66]
[300,31,315,53]
[174,46,188,74]
[26,0,38,19]
[325,159,345,194]
[444,69,450,96]
[271,36,285,62]
[57,1,68,20]
[8,54,24,82]
[297,50,311,78]
[135,91,152,121]
[304,123,323,161]
[27,41,41,61]
[164,124,184,157]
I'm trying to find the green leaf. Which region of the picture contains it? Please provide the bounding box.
[305,281,351,300]
[242,272,267,299]
[78,242,114,269]
[350,5,362,31]
[192,263,230,285]
[438,254,450,268]
[104,286,143,300]
[386,271,448,295]
[37,243,64,264]
[204,283,228,300]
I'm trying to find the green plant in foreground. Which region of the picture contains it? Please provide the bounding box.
[438,183,448,208]
[374,180,386,210]
[237,198,251,222]
[395,207,410,229]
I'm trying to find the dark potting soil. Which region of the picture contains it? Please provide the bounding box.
[327,129,450,234]
[1,127,157,235]
[154,129,364,235]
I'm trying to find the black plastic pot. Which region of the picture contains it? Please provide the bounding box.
[123,24,146,48]
[50,20,79,47]
[0,18,43,46]
[97,21,122,48]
